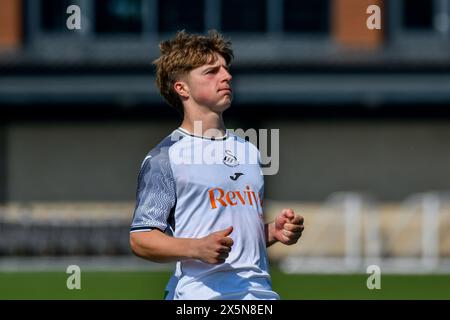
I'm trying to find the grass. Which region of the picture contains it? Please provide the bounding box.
[0,268,449,300]
[271,272,450,300]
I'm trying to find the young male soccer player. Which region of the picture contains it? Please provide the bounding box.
[129,30,304,300]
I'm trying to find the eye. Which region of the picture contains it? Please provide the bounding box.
[205,67,219,75]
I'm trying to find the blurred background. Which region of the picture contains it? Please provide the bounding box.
[1,0,450,299]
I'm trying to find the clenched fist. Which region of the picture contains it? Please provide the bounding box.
[273,209,304,245]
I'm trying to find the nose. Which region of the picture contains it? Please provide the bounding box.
[222,67,232,83]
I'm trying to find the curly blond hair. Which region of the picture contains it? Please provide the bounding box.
[153,30,234,114]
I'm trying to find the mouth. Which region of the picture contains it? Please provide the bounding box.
[219,88,232,94]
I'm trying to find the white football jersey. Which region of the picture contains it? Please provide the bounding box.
[130,127,279,300]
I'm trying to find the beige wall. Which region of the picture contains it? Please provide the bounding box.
[4,120,450,202]
[6,121,177,201]
[264,121,450,201]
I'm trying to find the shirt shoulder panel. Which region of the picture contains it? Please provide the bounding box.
[130,131,184,232]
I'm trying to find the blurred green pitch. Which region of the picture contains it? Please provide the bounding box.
[0,267,449,299]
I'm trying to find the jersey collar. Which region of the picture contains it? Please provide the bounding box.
[176,127,229,141]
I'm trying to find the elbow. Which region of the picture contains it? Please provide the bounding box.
[129,234,145,258]
[129,232,159,261]
[129,234,138,256]
[129,230,169,263]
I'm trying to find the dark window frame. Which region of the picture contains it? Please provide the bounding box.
[388,0,450,45]
[25,0,333,63]
[282,0,331,35]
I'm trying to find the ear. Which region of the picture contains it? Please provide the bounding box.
[174,81,189,98]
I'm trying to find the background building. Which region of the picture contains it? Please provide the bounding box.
[1,0,450,298]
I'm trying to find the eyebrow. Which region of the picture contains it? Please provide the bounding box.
[202,64,229,73]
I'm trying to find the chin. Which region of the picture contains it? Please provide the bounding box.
[214,102,232,113]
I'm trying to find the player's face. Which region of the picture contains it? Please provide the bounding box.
[185,54,233,112]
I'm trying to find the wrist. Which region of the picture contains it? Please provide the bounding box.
[184,238,200,260]
[266,222,278,247]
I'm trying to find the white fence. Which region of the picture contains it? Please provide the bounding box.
[1,194,450,273]
[268,191,450,274]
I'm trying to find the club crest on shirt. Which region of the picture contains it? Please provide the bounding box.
[223,150,239,167]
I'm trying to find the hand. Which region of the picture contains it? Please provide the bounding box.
[194,226,234,264]
[273,209,304,245]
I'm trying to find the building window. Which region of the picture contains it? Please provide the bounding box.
[402,0,433,30]
[95,0,143,34]
[221,0,266,33]
[158,0,204,33]
[283,0,330,33]
[41,0,73,32]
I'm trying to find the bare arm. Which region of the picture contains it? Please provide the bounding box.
[130,226,234,264]
[130,229,198,263]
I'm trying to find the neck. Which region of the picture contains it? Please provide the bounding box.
[180,108,226,138]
